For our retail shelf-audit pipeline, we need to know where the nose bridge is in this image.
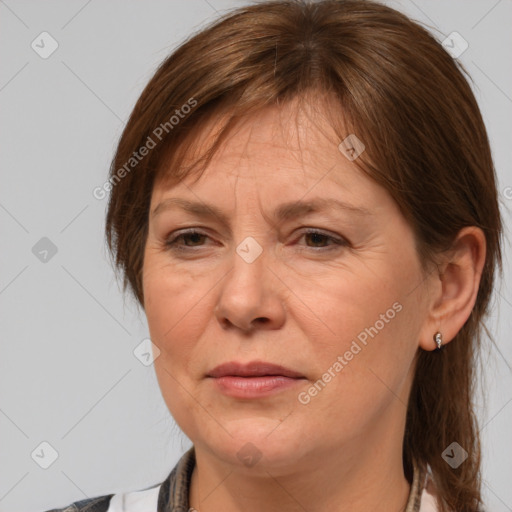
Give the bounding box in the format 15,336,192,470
214,233,285,332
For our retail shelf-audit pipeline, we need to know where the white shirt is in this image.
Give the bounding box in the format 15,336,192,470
106,484,161,512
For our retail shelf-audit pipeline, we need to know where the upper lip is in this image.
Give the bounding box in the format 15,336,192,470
207,360,305,379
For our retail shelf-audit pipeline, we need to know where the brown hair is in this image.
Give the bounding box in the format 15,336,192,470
105,1,503,510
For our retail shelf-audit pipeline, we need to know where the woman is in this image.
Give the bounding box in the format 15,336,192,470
46,0,503,511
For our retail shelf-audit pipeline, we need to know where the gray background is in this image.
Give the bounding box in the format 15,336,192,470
0,1,510,511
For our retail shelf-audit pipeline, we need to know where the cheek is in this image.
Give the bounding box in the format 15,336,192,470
143,257,206,374
301,254,423,403
152,357,207,443
299,306,418,441
143,258,214,434
143,251,214,332
296,263,404,350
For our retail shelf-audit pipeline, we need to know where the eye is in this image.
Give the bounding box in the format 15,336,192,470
164,228,349,253
295,229,348,251
165,229,211,250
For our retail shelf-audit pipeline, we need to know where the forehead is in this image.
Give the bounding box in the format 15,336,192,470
154,97,366,193
149,100,404,228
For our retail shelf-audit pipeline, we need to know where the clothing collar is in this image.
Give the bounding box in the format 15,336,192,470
406,458,428,512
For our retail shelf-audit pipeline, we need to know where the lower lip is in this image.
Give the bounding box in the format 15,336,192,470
209,376,305,398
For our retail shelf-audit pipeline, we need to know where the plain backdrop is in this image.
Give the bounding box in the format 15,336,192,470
0,1,511,511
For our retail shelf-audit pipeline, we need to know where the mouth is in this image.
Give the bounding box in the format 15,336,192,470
206,360,305,379
206,360,306,398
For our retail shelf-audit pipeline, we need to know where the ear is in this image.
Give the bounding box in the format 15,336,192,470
418,226,486,351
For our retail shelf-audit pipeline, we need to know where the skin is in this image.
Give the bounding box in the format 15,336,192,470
142,97,486,512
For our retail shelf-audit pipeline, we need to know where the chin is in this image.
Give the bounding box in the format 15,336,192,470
203,419,311,472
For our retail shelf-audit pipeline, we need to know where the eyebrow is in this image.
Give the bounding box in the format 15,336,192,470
151,197,372,225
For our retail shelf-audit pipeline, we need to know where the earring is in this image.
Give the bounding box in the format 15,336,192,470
433,332,443,350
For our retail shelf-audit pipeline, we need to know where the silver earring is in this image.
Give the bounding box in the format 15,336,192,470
433,332,443,350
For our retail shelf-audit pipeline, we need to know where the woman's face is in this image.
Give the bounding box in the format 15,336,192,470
143,101,435,473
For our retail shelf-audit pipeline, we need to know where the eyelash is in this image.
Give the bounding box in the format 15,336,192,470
164,228,348,253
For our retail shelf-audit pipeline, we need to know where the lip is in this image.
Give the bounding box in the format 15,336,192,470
206,361,306,399
206,360,304,379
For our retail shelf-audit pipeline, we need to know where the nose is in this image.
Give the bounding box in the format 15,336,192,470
214,245,286,333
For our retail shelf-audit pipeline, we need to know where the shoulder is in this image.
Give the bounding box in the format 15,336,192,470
42,484,160,512
42,447,196,512
42,493,114,512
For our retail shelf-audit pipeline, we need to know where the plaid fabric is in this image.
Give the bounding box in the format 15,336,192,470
158,446,196,512
43,445,428,511
406,459,428,512
43,494,114,512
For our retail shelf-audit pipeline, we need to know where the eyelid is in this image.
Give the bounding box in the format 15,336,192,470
295,227,348,244
165,228,212,247
164,227,349,251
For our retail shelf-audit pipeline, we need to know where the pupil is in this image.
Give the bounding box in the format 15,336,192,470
309,233,325,246
186,233,203,245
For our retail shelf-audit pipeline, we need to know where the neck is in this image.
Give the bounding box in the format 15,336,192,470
189,429,411,512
